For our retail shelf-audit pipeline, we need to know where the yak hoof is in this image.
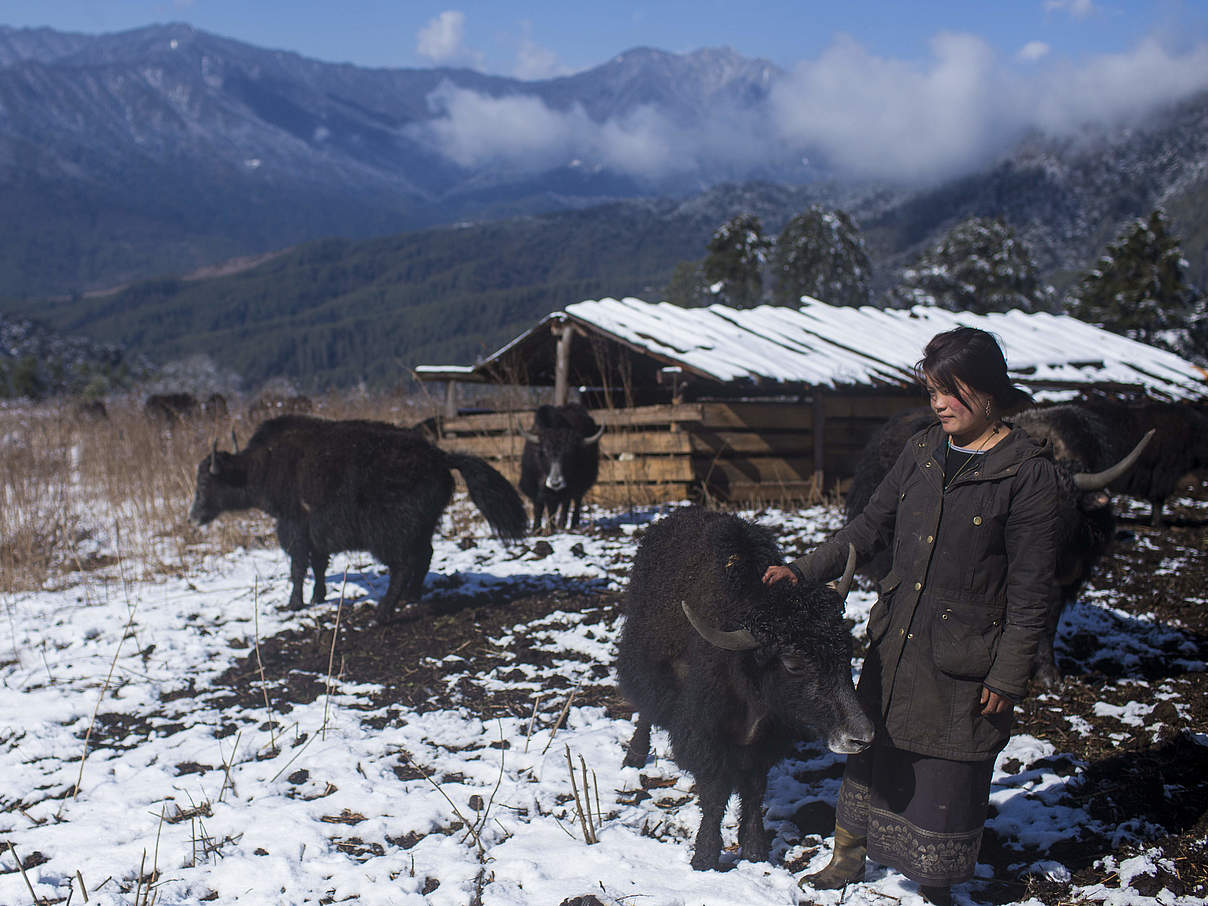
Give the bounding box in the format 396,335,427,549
288,596,307,612
622,746,647,769
690,849,720,872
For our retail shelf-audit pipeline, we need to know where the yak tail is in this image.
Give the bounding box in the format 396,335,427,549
446,452,528,542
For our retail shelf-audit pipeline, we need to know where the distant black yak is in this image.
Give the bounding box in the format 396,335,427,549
144,392,199,424
519,403,603,531
616,507,872,870
190,415,527,623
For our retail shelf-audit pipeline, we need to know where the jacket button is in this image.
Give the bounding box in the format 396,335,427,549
899,628,905,636
925,462,932,468
972,516,982,525
914,581,922,591
907,632,914,639
926,535,934,544
941,613,949,621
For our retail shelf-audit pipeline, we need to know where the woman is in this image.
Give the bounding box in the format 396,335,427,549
764,327,1057,906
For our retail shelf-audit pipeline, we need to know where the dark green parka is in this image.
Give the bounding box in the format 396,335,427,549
790,424,1058,761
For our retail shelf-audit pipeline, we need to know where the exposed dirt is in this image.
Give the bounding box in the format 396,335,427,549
124,486,1208,905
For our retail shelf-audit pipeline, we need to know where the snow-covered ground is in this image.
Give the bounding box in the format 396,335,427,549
1,499,1204,906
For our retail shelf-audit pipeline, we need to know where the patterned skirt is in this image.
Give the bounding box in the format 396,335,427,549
834,744,995,886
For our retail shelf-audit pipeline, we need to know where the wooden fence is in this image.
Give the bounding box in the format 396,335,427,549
434,394,923,506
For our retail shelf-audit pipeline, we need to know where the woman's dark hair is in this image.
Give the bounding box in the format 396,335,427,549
914,327,1032,414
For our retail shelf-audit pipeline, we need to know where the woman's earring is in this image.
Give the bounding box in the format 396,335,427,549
984,400,992,418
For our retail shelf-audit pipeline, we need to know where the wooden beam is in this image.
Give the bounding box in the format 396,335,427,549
553,322,573,406
813,390,826,485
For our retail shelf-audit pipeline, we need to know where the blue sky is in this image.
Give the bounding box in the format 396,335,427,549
2,1,1205,77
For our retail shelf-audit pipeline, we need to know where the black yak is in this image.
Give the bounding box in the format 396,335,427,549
144,392,198,424
844,405,1152,686
189,415,527,623
616,507,872,870
1078,397,1208,526
519,403,603,531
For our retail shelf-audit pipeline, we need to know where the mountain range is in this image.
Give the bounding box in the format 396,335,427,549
1,23,1206,390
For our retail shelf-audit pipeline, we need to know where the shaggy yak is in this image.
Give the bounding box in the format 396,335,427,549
616,507,873,870
189,415,527,622
844,405,1152,685
519,403,603,531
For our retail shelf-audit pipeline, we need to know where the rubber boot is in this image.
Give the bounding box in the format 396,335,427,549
799,826,867,890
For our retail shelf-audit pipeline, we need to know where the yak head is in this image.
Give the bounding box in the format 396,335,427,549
521,405,603,492
682,545,874,755
189,439,251,526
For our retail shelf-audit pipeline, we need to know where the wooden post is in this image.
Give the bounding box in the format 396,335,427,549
444,381,458,420
553,322,573,406
812,390,826,486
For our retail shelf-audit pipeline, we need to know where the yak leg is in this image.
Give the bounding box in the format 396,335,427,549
531,497,547,533
1031,590,1066,688
691,771,731,870
277,520,310,611
376,540,433,626
570,496,583,529
1150,497,1165,528
310,551,330,604
555,498,570,530
623,715,652,768
736,768,770,863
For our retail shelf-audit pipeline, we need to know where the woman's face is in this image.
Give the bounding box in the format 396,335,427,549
925,375,992,443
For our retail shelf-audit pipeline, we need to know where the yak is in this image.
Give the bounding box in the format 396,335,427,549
844,404,1153,685
1078,397,1208,526
189,415,527,623
616,507,873,871
519,403,603,531
144,392,199,424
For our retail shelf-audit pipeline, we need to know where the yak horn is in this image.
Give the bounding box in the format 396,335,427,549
209,438,220,474
1073,428,1155,491
580,425,605,446
681,600,760,651
826,543,857,601
521,429,541,444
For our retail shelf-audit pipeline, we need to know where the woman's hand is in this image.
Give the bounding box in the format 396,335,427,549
980,687,1013,716
762,565,798,586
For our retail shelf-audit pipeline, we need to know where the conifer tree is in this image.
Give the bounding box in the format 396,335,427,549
891,217,1055,314
1069,210,1200,355
701,213,770,309
771,206,872,307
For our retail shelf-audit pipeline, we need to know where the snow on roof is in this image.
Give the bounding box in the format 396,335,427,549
550,298,1208,400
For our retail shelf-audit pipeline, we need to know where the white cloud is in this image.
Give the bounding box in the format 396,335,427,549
407,31,1208,186
1045,0,1098,20
514,34,566,80
1017,41,1051,62
416,10,482,68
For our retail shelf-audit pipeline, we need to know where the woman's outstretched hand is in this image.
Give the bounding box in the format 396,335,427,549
762,565,798,586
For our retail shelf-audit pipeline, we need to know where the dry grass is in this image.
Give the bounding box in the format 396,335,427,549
0,392,440,595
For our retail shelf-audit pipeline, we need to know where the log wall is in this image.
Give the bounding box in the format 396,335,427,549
435,395,923,506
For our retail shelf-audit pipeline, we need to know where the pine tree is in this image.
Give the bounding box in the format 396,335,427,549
664,260,711,308
701,214,770,309
891,217,1056,314
771,206,872,307
1069,210,1200,354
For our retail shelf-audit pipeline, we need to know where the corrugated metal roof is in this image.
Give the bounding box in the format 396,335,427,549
424,297,1208,401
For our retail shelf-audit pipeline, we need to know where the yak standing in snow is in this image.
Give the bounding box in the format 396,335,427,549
519,403,603,531
616,507,873,870
189,415,527,623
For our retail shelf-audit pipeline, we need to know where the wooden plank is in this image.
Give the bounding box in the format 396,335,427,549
586,483,694,506
823,394,925,419
599,457,696,483
692,455,818,487
698,402,814,431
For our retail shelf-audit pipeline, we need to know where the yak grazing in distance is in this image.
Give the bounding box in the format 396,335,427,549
617,507,873,871
519,403,603,531
844,404,1153,686
189,415,527,623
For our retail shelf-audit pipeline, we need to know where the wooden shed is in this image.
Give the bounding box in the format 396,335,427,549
417,298,1208,505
